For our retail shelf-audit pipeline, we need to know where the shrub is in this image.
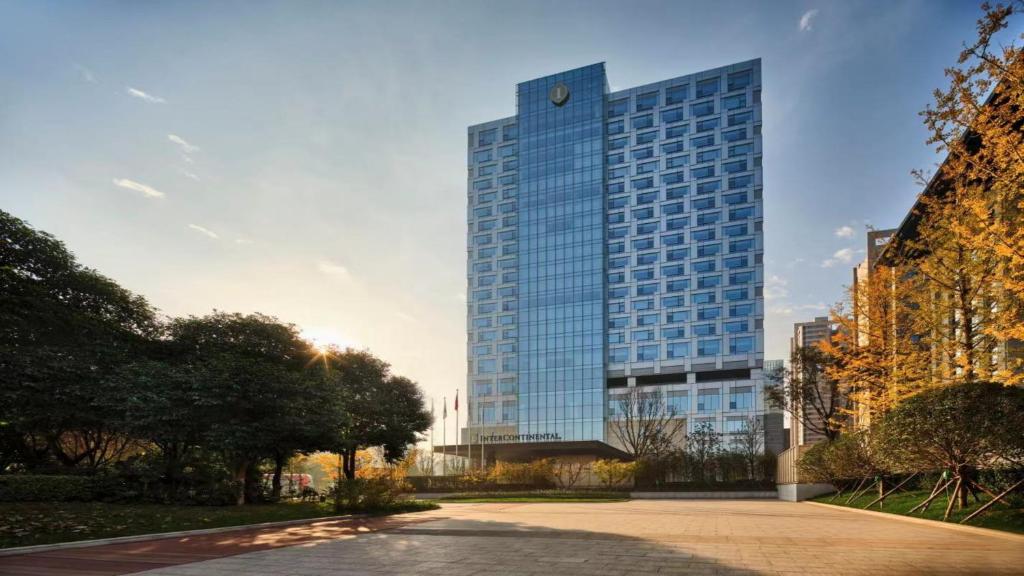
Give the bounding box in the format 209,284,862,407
592,459,636,488
331,477,405,512
0,475,98,502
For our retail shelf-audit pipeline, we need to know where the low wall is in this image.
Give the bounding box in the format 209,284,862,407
777,483,834,502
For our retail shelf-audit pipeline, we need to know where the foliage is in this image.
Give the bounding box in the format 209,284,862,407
0,209,157,472
591,459,637,489
0,210,432,508
797,431,886,485
489,459,556,486
0,475,99,502
917,0,1024,375
552,460,588,489
873,382,1024,475
684,422,721,482
822,266,932,423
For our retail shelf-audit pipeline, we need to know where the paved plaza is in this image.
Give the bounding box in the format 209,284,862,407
119,500,1023,576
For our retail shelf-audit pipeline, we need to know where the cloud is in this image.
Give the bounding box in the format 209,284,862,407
799,9,819,31
764,274,789,301
234,237,254,245
187,224,219,239
73,64,96,83
834,225,855,239
180,169,200,181
822,247,855,267
769,302,829,316
318,259,355,283
112,178,165,199
168,134,199,154
126,87,165,103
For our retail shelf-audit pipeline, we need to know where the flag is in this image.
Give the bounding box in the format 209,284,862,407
455,389,459,412
443,397,447,420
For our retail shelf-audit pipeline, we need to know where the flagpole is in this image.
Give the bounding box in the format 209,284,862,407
442,396,447,477
429,398,435,476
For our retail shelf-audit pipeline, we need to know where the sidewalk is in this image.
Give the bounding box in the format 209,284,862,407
0,513,437,576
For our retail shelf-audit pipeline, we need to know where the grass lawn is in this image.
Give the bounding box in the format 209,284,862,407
0,499,438,549
811,488,1024,535
430,490,629,503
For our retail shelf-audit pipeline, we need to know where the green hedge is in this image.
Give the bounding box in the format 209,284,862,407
0,475,101,502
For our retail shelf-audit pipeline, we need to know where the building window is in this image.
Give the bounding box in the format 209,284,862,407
607,120,625,135
609,347,629,363
691,101,715,117
728,70,752,91
663,326,686,339
477,359,497,374
501,401,517,421
636,131,658,145
723,94,747,110
632,329,655,341
661,107,685,124
478,401,496,424
632,114,654,130
724,320,749,333
633,147,654,160
730,336,755,354
725,417,748,434
637,344,660,361
499,378,516,395
636,92,659,111
697,388,721,411
608,99,628,117
696,77,719,98
666,85,687,105
698,339,721,357
502,124,517,141
667,391,689,414
478,129,497,147
729,386,754,410
474,380,494,396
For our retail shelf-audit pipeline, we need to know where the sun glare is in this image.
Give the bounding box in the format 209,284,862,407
301,327,355,355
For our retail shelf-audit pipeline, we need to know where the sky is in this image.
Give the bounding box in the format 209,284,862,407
0,0,1012,435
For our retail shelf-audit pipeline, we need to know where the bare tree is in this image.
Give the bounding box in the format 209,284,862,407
685,421,721,481
609,388,686,458
729,416,764,480
553,460,587,489
765,346,846,442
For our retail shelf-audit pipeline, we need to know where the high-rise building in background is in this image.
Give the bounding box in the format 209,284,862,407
789,317,834,448
459,60,781,463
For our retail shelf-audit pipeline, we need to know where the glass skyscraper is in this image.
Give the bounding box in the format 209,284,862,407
466,60,782,458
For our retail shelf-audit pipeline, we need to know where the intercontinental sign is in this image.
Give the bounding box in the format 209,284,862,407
479,433,563,443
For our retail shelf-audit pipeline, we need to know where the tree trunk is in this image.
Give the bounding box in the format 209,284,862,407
244,461,261,504
233,460,248,506
271,453,286,500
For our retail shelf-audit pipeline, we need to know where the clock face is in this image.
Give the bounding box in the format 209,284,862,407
549,82,570,106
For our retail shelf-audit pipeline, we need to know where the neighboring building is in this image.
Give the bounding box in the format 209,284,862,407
455,59,781,464
788,316,833,448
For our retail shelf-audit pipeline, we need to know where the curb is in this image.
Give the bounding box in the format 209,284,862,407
803,501,1024,542
631,491,777,500
0,513,363,557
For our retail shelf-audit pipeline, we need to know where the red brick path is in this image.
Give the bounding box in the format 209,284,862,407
0,514,438,576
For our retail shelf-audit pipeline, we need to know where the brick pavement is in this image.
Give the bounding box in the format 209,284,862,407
124,500,1024,575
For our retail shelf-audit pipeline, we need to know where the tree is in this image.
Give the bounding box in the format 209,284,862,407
608,387,685,458
0,209,157,471
553,460,587,489
822,265,932,423
729,416,764,480
166,312,321,504
912,1,1024,384
873,382,1024,517
684,422,721,482
319,348,431,480
765,346,846,442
